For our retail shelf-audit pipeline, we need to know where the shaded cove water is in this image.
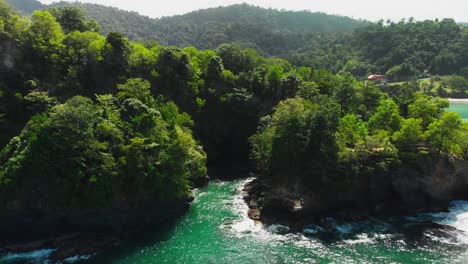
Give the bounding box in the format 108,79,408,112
3,179,468,264
448,100,468,121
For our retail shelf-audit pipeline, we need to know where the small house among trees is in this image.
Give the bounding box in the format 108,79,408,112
368,74,388,86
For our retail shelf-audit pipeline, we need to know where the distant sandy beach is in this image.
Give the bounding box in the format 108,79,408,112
448,98,468,103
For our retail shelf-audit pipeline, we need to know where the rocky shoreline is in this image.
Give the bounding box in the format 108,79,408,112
2,233,120,262
0,174,214,261
0,198,192,261
243,178,453,232
242,179,370,231
243,153,468,231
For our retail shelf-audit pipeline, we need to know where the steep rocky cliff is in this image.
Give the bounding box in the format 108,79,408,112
244,153,468,228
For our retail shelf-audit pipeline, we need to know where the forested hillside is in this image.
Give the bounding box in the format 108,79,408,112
7,0,369,55
49,1,158,41
4,0,43,14
6,0,467,82
290,19,468,78
149,4,367,49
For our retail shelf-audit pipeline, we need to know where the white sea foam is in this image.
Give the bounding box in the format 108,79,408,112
63,254,93,263
0,249,55,263
422,201,468,231
227,178,318,248
411,200,468,245
226,178,468,260
227,178,265,236
344,233,376,245
267,224,290,234
0,249,93,264
334,222,355,234
443,201,468,232
303,224,325,235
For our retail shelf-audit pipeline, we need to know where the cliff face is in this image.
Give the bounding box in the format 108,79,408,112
244,153,468,228
391,154,468,210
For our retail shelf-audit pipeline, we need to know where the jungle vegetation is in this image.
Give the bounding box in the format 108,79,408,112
0,1,467,214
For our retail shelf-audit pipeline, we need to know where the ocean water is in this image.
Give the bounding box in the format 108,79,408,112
448,101,468,121
2,179,468,264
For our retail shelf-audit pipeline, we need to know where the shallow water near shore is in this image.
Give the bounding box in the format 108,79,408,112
448,100,468,121
2,179,468,264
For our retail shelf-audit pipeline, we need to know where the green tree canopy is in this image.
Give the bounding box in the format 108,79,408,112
48,6,99,33
425,111,464,156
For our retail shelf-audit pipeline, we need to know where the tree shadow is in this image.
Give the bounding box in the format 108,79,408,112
81,216,183,264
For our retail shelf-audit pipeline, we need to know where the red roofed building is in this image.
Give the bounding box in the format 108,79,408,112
367,74,388,86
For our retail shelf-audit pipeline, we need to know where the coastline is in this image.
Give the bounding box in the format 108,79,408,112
0,199,192,261
448,98,468,103
243,154,468,230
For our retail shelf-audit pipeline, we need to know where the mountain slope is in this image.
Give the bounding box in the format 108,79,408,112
6,0,369,55
49,1,158,41
5,0,43,14
156,4,366,34
146,4,369,53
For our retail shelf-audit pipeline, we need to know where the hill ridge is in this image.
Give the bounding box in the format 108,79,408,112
6,0,369,51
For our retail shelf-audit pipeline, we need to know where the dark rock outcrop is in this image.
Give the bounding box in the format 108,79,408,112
244,153,468,229
0,199,191,260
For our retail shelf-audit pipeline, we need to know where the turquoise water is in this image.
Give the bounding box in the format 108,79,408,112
448,101,468,121
2,179,468,264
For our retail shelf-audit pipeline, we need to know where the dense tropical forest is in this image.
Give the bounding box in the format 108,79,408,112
5,0,369,52
6,0,468,84
1,0,468,259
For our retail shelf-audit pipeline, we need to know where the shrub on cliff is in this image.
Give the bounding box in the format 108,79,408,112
250,97,341,188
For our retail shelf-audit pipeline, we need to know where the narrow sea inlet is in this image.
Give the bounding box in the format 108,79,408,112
2,179,468,264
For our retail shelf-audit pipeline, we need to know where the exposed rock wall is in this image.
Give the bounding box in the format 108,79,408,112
244,153,468,228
